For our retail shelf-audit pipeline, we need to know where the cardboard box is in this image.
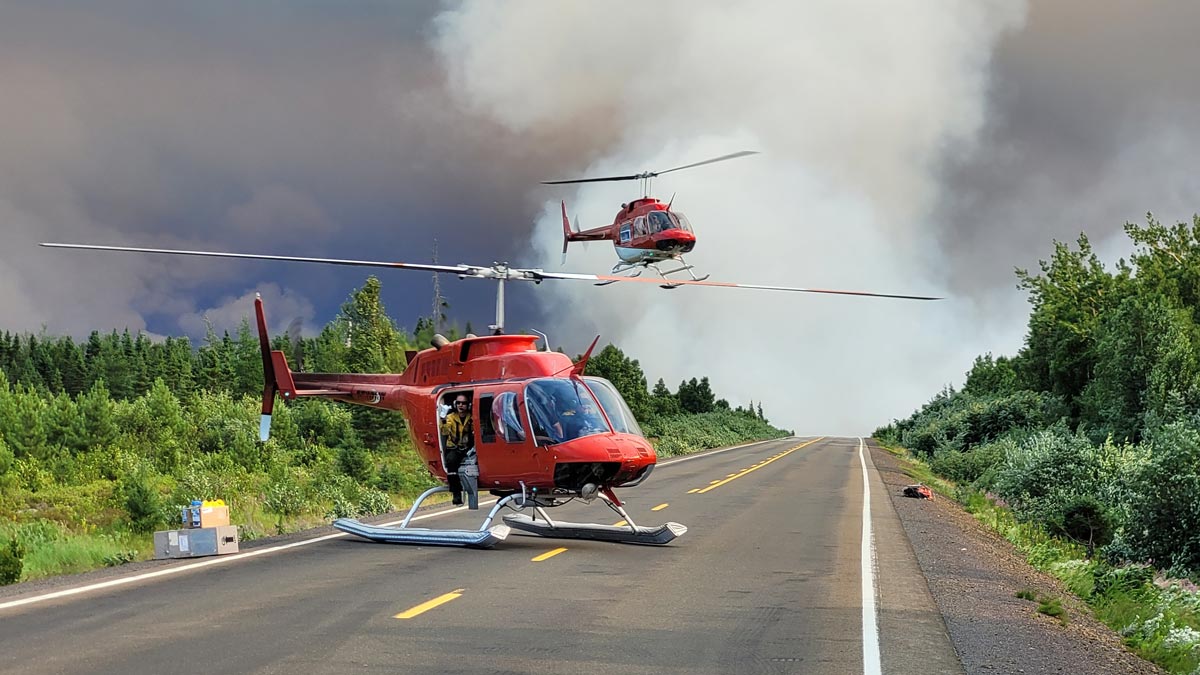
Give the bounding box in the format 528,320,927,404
180,505,230,529
153,525,239,559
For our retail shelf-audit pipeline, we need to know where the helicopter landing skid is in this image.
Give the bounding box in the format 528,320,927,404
333,486,516,549
503,513,686,545
650,260,709,289
502,495,687,546
595,267,642,286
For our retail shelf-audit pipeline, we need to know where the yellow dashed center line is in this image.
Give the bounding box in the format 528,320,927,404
395,588,465,619
613,520,627,527
687,488,700,494
651,503,669,511
531,547,568,562
695,437,824,494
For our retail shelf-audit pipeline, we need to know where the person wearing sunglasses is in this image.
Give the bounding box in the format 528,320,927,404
441,395,474,506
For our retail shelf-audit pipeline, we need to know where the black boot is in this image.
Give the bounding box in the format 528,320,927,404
447,473,463,505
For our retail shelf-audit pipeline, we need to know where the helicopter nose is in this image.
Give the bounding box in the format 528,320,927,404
654,230,696,252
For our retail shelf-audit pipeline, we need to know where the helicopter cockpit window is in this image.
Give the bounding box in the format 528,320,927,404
491,391,525,443
525,378,610,445
619,223,632,244
670,211,693,233
648,210,676,233
583,376,644,437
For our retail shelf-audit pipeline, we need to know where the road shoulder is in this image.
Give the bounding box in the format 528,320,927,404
869,441,1163,675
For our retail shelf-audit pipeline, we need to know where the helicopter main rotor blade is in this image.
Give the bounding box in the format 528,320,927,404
534,270,942,300
655,150,759,176
39,243,475,275
540,150,759,185
540,174,644,185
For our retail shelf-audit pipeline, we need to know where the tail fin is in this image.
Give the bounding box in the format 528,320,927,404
561,200,574,264
571,335,601,377
255,294,298,441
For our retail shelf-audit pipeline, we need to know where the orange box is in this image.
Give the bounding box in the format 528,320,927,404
182,505,230,528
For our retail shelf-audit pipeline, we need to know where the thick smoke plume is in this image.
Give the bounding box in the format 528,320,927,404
434,1,1026,433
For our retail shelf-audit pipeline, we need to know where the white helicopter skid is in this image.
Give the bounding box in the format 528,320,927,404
333,485,514,548
595,264,643,286
651,258,709,289
502,491,687,546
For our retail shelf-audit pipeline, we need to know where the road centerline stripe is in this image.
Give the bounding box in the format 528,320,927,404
395,588,465,619
531,548,568,562
696,437,823,494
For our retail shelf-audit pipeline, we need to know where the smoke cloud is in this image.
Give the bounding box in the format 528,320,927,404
433,1,1026,433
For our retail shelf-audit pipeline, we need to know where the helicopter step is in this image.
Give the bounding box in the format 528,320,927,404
502,513,686,545
333,518,509,548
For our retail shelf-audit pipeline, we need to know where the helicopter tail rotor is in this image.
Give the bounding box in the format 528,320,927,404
561,200,572,264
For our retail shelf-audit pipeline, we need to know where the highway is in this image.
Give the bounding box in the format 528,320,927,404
0,437,960,674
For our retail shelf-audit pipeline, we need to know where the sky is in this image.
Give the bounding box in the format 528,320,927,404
2,1,1198,435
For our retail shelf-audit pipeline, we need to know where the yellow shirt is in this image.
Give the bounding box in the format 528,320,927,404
441,411,473,451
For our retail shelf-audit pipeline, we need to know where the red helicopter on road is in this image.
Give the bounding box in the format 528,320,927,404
546,150,757,286
40,242,940,548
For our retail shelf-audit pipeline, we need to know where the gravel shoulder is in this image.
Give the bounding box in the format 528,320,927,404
869,440,1163,675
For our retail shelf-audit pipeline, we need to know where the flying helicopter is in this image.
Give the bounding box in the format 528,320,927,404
545,150,757,285
39,242,941,548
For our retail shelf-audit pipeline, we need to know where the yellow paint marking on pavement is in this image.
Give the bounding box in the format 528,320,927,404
687,488,700,494
532,547,568,562
696,437,824,494
395,589,465,619
613,520,627,527
726,473,737,477
709,480,721,484
651,503,669,511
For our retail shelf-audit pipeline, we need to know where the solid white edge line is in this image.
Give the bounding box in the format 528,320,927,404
859,436,882,675
0,435,798,612
0,499,493,612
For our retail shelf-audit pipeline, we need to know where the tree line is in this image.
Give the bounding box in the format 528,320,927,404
877,214,1200,576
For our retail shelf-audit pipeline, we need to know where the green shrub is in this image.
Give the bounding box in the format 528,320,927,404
1046,494,1115,557
121,472,163,533
337,445,373,483
0,537,25,585
931,442,1006,486
1123,422,1200,571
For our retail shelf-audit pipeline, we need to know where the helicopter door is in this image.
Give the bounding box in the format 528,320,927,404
479,390,527,488
633,216,648,238
619,223,632,244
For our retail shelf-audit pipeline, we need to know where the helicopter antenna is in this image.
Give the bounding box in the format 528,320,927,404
528,328,551,352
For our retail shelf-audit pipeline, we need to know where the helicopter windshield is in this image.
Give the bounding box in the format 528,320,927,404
648,210,692,234
671,211,693,233
583,376,644,437
648,210,676,233
525,378,611,445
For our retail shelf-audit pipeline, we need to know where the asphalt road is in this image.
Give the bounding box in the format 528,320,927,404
0,437,962,674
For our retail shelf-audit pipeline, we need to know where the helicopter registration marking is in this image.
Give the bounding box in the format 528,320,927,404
531,547,568,562
695,437,824,494
394,589,465,619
